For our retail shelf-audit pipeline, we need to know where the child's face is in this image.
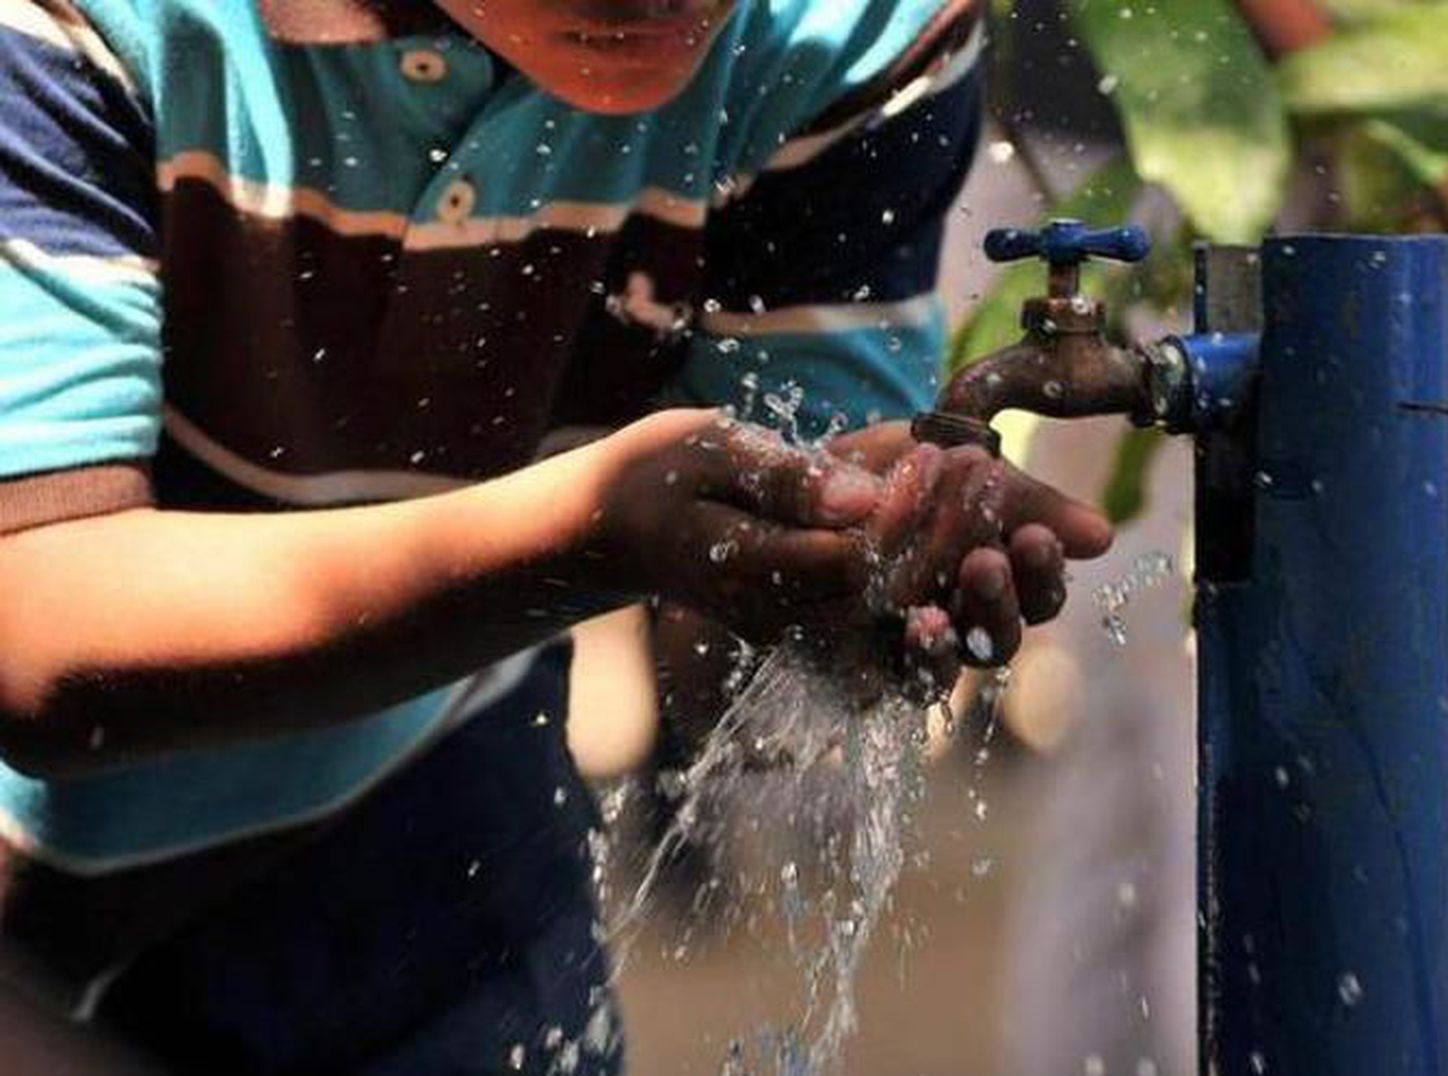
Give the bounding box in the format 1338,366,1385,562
435,0,736,114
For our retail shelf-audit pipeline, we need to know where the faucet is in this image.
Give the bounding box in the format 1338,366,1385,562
912,219,1260,452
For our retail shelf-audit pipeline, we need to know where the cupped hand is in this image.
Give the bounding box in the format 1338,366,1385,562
830,421,1113,672
586,411,1112,670
585,409,885,640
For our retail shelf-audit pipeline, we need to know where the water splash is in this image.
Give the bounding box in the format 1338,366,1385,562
1091,551,1175,646
608,635,941,1075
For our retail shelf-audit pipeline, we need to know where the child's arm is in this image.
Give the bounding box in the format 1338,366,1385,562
0,410,884,776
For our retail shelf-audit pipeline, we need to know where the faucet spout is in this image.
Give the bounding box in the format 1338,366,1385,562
938,334,1154,424
912,219,1162,453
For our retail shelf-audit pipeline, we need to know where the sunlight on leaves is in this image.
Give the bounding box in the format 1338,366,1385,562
1072,0,1290,242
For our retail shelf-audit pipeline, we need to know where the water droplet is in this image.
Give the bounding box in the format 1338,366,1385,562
1338,971,1363,1007
709,540,738,564
1092,552,1174,647
987,140,1016,165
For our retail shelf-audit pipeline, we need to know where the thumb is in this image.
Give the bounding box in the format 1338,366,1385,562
1002,466,1114,559
701,422,884,528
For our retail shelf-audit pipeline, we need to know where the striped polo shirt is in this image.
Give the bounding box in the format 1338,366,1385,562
0,0,982,987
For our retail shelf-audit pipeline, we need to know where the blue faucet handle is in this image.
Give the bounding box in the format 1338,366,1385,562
984,218,1151,267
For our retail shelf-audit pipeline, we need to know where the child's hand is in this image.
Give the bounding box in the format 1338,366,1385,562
585,410,1111,665
831,422,1113,670
584,409,885,639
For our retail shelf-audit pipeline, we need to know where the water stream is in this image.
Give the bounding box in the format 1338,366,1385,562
601,550,1175,1073
604,636,941,1075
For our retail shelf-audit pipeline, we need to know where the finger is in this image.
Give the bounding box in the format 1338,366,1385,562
696,421,883,528
902,605,963,700
1010,524,1067,626
866,443,944,566
999,466,1114,559
951,547,1022,667
886,446,1000,610
824,420,915,472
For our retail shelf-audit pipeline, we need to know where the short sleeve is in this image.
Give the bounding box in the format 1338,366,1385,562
667,0,984,440
0,0,161,533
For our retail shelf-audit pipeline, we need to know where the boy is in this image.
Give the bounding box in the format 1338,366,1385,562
0,0,1110,1070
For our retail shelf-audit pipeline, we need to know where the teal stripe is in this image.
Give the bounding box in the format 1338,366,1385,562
0,261,160,477
667,302,946,439
76,0,953,216
0,687,456,865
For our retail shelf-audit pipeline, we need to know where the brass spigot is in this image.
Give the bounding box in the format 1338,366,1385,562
913,219,1170,449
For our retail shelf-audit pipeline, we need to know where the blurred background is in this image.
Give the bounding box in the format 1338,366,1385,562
564,2,1448,1073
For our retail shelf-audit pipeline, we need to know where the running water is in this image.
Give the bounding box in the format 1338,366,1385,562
597,398,1014,1074
605,633,974,1075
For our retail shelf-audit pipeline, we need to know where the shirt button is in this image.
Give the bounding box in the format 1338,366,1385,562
437,178,476,223
400,49,447,83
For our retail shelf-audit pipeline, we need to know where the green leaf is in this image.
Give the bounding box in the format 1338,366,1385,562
1334,115,1448,231
1100,426,1167,524
1279,9,1448,117
1318,0,1448,23
1073,0,1291,242
948,157,1143,373
1361,114,1448,187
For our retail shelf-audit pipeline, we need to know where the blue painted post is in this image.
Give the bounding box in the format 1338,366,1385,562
1196,235,1448,1075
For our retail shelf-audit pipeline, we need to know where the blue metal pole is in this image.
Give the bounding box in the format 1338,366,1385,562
1197,235,1448,1075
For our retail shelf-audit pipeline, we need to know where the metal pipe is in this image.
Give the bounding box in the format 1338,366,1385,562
936,337,1155,424
1196,234,1448,1076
